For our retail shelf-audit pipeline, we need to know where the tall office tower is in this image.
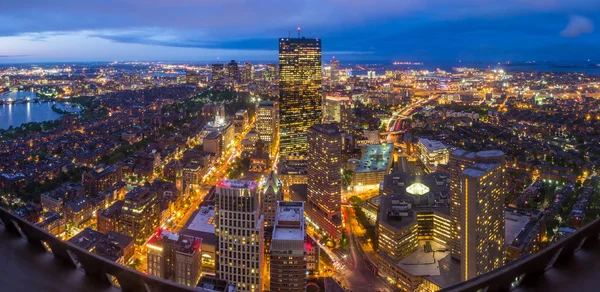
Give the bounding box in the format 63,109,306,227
211,64,226,83
119,185,160,246
306,124,342,240
243,62,254,83
227,60,240,83
270,201,307,292
265,64,277,82
278,37,322,159
216,180,264,292
459,158,506,281
449,150,506,260
261,171,283,229
330,58,339,85
323,95,352,132
257,100,276,149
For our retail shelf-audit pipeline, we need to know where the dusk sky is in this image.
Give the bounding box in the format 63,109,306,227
1,0,599,63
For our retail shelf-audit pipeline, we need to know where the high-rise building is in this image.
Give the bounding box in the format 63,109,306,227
118,185,160,246
416,138,450,173
242,62,254,83
459,161,506,281
216,180,264,292
278,37,322,158
261,171,283,229
323,95,352,132
270,201,306,292
265,64,276,82
212,64,226,83
306,124,342,241
449,150,506,261
330,58,339,85
147,230,203,287
257,100,276,148
228,60,240,83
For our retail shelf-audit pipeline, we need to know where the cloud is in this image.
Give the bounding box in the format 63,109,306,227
560,15,594,37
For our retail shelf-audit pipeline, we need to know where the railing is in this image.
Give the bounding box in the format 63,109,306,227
442,218,600,292
0,206,196,292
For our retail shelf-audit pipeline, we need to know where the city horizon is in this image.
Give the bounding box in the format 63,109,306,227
1,1,600,63
1,2,600,292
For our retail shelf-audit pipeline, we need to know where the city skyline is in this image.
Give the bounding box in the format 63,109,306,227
1,1,600,62
1,3,600,291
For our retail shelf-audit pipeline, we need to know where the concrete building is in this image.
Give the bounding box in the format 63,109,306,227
97,200,123,234
330,58,339,85
211,64,226,83
119,185,160,246
234,109,249,133
306,124,342,241
352,143,394,187
180,205,218,275
216,180,264,292
204,120,235,151
270,202,306,292
261,171,283,230
457,152,506,281
417,138,450,173
323,96,352,132
505,208,544,263
203,131,222,157
377,171,458,291
257,100,276,150
449,149,506,261
182,163,205,185
82,165,122,196
147,230,203,287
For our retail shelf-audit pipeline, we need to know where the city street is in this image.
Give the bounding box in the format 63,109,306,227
341,206,394,292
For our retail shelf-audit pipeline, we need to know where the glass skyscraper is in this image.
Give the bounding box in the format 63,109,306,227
278,37,322,159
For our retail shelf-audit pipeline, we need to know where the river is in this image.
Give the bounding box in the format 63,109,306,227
0,91,81,129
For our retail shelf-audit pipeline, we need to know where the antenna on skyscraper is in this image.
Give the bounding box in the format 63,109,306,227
288,31,290,38
297,27,301,38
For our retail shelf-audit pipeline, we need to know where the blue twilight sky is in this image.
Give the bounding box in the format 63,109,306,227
0,0,599,63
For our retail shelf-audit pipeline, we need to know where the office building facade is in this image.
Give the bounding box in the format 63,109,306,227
449,150,506,281
306,124,342,241
216,180,264,292
270,202,306,292
278,37,322,158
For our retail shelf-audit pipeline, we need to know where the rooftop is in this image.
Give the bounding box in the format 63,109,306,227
462,163,500,178
186,206,215,234
216,179,258,190
258,100,274,107
418,138,448,152
68,228,103,251
505,210,532,245
382,171,450,202
355,143,394,173
273,201,305,241
309,123,340,135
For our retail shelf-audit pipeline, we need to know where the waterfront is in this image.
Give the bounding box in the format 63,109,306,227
0,91,81,129
0,90,38,101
